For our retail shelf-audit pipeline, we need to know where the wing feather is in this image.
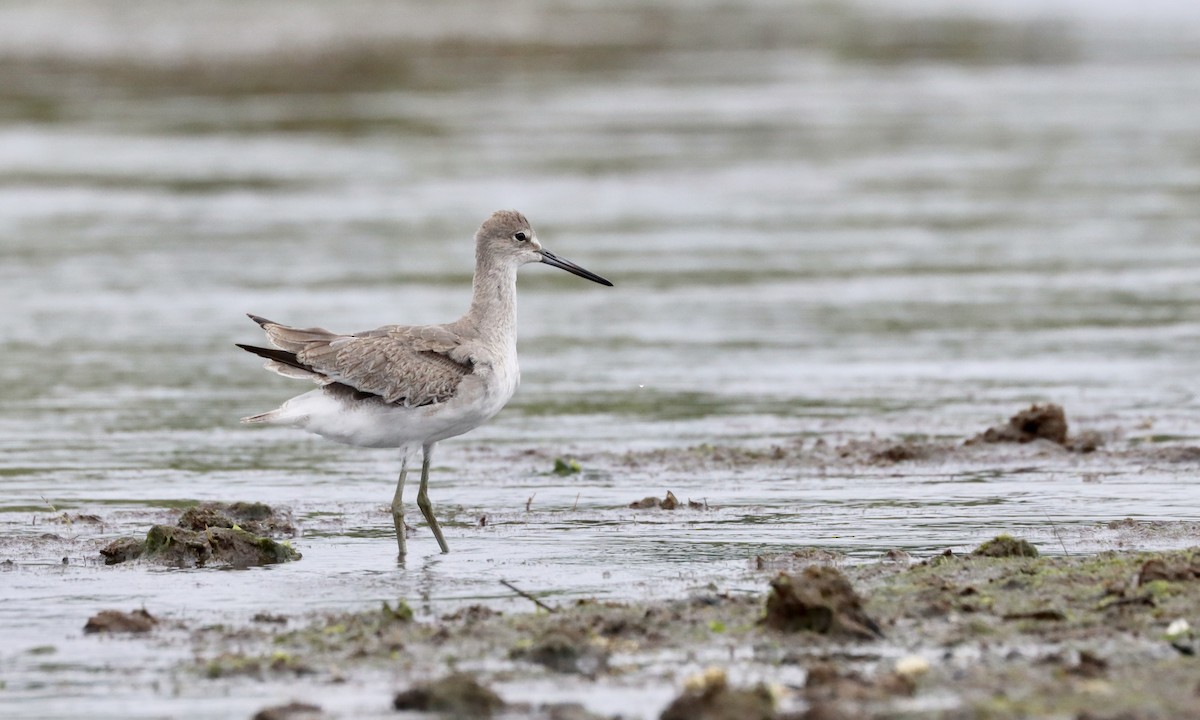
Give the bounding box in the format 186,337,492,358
245,315,472,406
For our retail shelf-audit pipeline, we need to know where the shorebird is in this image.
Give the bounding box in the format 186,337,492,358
237,210,612,556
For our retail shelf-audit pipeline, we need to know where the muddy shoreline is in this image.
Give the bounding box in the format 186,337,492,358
5,407,1199,719
156,540,1200,719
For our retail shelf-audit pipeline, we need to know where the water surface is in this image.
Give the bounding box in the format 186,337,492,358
2,1,1199,717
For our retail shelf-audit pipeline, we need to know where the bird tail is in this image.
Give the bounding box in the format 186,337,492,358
240,410,281,424
236,343,329,383
247,314,340,354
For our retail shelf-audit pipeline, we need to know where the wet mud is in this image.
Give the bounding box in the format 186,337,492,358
169,541,1200,719
99,501,299,568
531,402,1189,474
5,406,1199,718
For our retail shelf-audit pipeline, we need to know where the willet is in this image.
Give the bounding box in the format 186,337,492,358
237,210,612,556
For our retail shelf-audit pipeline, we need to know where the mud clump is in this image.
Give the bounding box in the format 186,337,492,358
659,668,774,720
630,490,680,509
393,672,505,718
511,628,609,675
147,524,298,568
178,501,295,536
972,403,1067,444
1138,556,1200,583
968,402,1102,452
84,608,157,634
762,566,882,639
99,501,300,568
98,537,146,564
973,534,1039,558
251,702,323,720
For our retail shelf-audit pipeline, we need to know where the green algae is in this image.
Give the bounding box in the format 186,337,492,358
101,501,300,568
974,534,1040,558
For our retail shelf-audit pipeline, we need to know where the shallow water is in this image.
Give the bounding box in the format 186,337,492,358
2,1,1200,717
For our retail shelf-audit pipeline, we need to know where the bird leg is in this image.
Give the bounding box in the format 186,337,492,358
391,452,409,557
416,443,450,554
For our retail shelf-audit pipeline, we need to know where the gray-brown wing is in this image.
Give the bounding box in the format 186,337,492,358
249,315,472,405
300,334,472,406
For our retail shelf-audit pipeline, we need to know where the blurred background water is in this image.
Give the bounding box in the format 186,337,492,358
2,1,1200,717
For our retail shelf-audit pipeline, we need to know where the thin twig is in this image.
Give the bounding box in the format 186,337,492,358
572,492,579,512
41,495,69,530
500,579,556,614
525,493,535,512
1044,511,1069,556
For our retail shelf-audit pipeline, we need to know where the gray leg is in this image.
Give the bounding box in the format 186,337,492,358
391,451,409,557
416,442,449,554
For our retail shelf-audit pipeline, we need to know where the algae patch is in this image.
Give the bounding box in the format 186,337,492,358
552,457,582,475
973,534,1039,558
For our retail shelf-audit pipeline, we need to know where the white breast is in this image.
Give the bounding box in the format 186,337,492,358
277,348,519,449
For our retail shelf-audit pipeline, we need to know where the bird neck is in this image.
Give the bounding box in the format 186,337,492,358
466,257,519,347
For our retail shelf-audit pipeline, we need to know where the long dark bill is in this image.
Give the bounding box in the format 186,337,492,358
540,249,614,287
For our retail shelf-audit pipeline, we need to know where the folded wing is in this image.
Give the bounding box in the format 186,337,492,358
240,314,472,407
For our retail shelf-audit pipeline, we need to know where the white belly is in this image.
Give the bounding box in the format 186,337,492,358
267,356,519,449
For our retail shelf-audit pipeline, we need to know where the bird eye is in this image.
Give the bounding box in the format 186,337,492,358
514,231,529,242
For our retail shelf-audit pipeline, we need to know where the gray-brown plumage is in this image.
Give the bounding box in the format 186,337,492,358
238,316,472,407
237,210,612,558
